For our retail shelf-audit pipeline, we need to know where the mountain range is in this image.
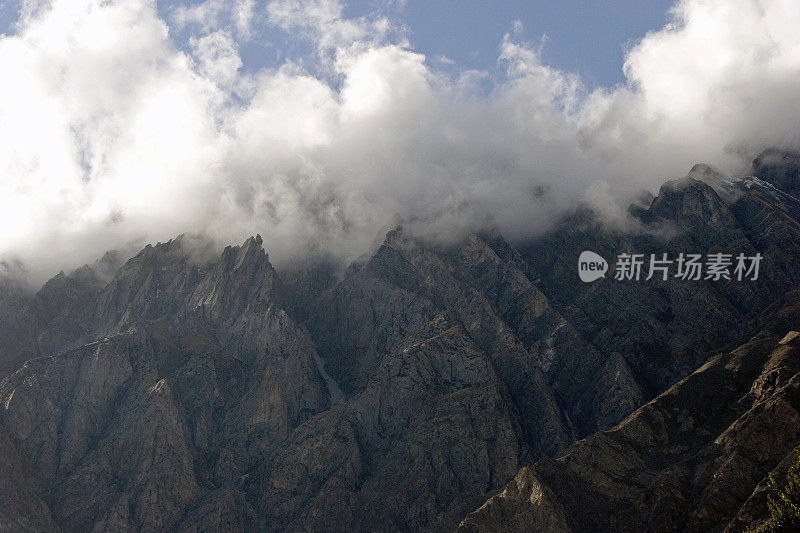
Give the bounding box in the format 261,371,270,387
1,149,800,531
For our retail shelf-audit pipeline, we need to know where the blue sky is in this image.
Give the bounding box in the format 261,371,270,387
156,0,675,88
343,0,675,87
0,1,673,88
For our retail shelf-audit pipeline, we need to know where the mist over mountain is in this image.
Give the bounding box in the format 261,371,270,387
4,1,800,531
1,149,800,531
3,0,800,284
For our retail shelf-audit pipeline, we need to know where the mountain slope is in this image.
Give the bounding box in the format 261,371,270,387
458,291,800,532
458,148,800,532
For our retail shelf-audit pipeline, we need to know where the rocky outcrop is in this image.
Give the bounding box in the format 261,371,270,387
0,276,37,379
0,423,56,531
0,236,330,531
458,292,800,532
242,317,526,531
753,148,800,199
519,174,798,396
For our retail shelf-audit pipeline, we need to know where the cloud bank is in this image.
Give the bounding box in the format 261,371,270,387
1,0,800,284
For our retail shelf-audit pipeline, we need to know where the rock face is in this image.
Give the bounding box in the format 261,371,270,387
0,276,37,379
456,151,800,532
1,150,800,531
458,292,800,532
753,149,800,199
0,236,332,531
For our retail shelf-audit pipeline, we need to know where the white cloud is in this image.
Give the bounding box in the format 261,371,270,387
266,0,396,59
189,30,242,89
172,0,225,33
1,0,800,284
233,0,255,37
172,0,257,37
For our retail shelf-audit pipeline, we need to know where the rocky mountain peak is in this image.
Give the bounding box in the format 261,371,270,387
753,148,800,197
650,176,728,219
189,235,276,325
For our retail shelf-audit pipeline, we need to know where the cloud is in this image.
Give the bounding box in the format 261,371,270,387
189,30,242,89
266,0,395,58
1,0,800,285
172,0,255,37
580,0,800,168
